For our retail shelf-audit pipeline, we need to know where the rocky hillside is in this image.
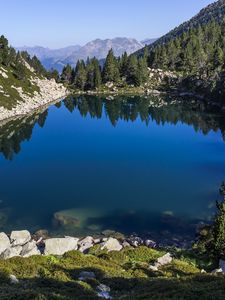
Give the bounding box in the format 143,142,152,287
0,35,68,121
136,0,225,102
18,38,144,72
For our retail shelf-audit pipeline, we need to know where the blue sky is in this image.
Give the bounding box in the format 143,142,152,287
1,0,215,48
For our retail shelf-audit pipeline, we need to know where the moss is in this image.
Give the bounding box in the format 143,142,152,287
0,248,224,299
123,246,165,263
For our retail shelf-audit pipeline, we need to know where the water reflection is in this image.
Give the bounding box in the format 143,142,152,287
0,95,224,160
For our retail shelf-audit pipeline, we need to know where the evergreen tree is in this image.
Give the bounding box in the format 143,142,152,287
120,52,128,78
103,49,120,83
126,55,139,85
74,60,87,90
61,64,72,83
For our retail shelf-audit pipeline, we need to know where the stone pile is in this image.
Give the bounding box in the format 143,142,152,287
0,230,158,260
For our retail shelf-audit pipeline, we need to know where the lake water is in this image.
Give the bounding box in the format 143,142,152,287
0,95,224,241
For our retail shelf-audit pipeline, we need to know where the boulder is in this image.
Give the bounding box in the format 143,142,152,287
101,238,122,252
78,236,94,253
10,230,31,246
156,253,172,266
79,271,96,281
0,232,10,254
97,284,110,292
9,274,19,284
145,239,156,248
219,259,225,274
1,246,22,259
44,237,79,255
21,240,41,257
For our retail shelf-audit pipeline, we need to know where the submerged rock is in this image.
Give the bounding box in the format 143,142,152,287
53,208,104,232
101,237,122,252
44,237,79,255
10,230,31,246
0,232,10,254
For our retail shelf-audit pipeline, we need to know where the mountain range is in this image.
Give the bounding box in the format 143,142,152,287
16,37,156,72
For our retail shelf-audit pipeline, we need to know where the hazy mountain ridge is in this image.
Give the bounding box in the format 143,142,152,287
17,37,147,72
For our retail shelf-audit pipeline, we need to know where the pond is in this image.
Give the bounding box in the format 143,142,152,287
0,95,224,242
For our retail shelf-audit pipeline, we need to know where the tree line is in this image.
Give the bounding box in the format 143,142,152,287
147,19,225,100
60,48,149,90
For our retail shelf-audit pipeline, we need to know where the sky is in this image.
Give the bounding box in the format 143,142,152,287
0,0,215,48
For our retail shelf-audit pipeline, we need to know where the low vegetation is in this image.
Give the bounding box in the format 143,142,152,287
0,246,224,299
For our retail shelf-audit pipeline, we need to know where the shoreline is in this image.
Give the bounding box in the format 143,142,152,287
0,93,69,126
0,77,69,123
0,229,174,259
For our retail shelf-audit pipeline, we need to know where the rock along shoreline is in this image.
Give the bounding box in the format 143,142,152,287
0,78,69,123
0,229,158,260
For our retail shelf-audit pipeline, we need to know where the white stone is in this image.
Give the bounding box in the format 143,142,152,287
44,237,79,255
21,240,41,257
101,238,122,252
149,265,159,271
78,236,94,252
219,260,225,274
0,232,10,254
9,274,19,284
10,230,31,246
156,253,172,266
1,246,22,259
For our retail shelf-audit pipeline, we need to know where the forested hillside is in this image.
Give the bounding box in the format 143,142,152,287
138,0,225,55
147,19,225,101
135,0,225,102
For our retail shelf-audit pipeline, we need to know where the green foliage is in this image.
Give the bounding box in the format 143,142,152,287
0,246,224,299
213,183,225,256
103,48,120,83
145,18,225,101
74,60,87,90
194,183,225,259
63,48,149,91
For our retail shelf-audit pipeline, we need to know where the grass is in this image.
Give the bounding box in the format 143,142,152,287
0,246,224,299
0,64,40,110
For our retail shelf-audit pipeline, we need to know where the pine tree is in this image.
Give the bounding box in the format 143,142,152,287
74,60,87,90
61,64,72,83
137,57,148,86
120,52,128,78
126,55,139,85
93,58,102,88
103,49,120,83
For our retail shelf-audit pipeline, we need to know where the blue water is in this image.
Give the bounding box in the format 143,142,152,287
0,95,224,237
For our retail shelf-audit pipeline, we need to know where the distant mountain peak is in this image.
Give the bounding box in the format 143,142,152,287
17,37,145,72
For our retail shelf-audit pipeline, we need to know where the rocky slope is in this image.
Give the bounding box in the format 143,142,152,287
0,36,68,122
0,74,68,122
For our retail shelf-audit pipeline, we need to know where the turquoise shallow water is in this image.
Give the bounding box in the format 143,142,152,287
0,95,224,237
